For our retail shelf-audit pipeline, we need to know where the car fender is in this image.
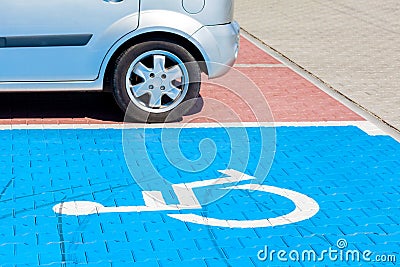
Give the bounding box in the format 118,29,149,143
97,10,214,84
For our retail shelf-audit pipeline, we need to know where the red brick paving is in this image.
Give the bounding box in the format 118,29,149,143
0,36,363,125
182,66,363,123
236,37,281,65
183,83,260,123
235,67,364,122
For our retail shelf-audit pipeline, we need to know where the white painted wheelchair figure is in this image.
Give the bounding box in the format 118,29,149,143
53,170,319,228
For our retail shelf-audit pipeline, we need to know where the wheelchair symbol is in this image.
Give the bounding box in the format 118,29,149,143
53,170,319,228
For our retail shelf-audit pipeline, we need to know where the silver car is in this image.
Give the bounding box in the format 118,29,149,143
0,0,240,122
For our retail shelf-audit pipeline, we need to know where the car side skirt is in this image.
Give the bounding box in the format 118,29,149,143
0,80,102,92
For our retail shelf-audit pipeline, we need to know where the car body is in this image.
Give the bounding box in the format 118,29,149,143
0,0,240,122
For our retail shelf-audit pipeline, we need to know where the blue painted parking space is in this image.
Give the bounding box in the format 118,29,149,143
0,126,399,266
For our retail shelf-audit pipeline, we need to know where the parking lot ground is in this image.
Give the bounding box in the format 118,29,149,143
0,35,399,266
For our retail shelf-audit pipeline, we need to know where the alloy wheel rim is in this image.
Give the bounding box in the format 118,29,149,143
125,50,190,114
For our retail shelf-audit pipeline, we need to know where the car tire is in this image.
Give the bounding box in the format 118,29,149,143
112,41,201,123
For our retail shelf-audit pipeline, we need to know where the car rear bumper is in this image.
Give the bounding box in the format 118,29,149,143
192,21,240,79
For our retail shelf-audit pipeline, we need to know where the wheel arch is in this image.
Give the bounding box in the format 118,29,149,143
103,31,207,92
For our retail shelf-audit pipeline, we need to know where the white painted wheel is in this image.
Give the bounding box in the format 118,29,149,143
168,184,319,228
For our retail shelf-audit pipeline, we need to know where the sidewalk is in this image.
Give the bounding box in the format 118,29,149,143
235,0,400,131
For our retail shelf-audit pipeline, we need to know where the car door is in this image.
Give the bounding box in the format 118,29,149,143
0,0,139,82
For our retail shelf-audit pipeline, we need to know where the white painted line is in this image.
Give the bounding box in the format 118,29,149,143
142,191,167,208
177,169,256,189
234,64,286,68
53,201,104,216
354,121,388,136
52,200,194,215
273,121,387,136
0,125,12,130
171,185,201,208
1,121,387,136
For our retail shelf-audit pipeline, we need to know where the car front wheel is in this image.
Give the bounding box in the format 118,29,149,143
112,41,201,123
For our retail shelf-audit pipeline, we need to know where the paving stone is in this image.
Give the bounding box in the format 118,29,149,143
0,124,399,266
